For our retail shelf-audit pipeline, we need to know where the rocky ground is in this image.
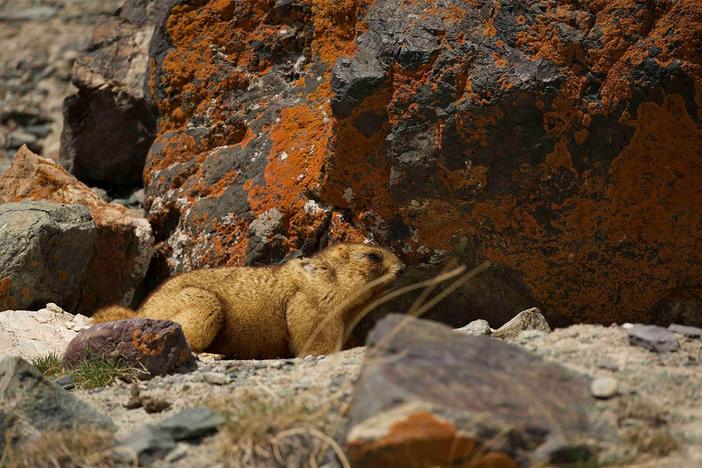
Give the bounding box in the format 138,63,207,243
0,0,122,169
2,306,701,467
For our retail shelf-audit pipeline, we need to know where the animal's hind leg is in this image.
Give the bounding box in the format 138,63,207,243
162,287,224,352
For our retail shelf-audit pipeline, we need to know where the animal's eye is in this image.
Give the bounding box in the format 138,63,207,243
367,252,382,262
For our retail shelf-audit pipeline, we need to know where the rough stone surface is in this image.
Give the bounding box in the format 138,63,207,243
0,146,153,313
454,318,492,336
0,201,95,311
62,318,195,377
0,356,114,453
59,0,162,189
115,423,176,464
669,323,702,338
492,307,551,340
0,305,91,359
0,0,123,165
140,0,702,330
626,324,680,353
346,314,602,467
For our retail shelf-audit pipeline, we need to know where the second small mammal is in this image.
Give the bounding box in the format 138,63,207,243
93,243,404,359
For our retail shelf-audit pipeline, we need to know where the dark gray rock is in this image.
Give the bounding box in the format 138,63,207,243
0,201,96,311
156,407,226,441
62,318,195,377
53,375,76,391
625,324,680,353
59,1,160,189
668,324,702,339
346,315,605,467
116,424,175,464
0,356,113,453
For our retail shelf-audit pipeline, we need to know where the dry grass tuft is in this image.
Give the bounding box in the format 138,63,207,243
210,390,349,468
1,428,115,468
30,352,144,390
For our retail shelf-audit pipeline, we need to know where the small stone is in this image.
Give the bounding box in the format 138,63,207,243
625,324,679,353
45,303,65,314
202,371,228,385
142,397,172,414
164,443,189,463
454,319,492,336
492,307,551,340
590,377,619,399
62,318,195,377
668,324,702,339
53,375,76,391
156,407,226,441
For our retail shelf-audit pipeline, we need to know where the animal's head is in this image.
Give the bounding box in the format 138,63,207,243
304,243,405,306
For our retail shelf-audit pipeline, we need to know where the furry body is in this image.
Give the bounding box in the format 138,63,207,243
93,243,403,358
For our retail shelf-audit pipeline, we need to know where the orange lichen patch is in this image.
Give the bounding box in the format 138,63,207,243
439,162,488,193
492,53,507,68
132,329,168,356
311,0,368,66
348,411,517,468
544,139,576,174
322,84,395,221
574,128,589,144
420,93,702,324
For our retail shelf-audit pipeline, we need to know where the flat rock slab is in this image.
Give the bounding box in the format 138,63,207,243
62,318,195,377
346,314,603,467
668,324,702,339
625,324,680,352
156,407,225,441
0,356,113,453
0,305,90,359
0,201,95,311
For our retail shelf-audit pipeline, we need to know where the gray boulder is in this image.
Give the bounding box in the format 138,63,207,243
0,201,95,311
0,356,113,453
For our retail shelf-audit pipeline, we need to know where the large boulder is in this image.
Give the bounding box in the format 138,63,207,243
0,201,95,311
0,304,91,360
140,0,702,328
0,356,114,454
0,146,153,314
59,0,163,190
346,315,610,467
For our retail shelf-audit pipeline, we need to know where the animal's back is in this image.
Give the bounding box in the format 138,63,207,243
138,266,294,358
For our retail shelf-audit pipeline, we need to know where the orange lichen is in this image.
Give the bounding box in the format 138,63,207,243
348,411,517,468
132,329,167,356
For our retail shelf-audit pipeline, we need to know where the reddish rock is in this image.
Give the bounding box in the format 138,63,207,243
143,0,702,327
62,318,194,377
346,314,606,467
0,145,153,314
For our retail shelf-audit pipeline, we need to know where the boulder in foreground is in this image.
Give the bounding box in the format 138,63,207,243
346,314,605,467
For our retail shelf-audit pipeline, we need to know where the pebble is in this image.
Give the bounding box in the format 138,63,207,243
202,372,228,385
590,377,619,399
156,407,226,441
455,319,492,336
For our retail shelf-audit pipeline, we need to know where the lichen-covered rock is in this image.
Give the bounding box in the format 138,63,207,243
0,201,95,311
0,304,91,359
59,0,162,189
346,314,605,467
62,318,195,377
143,0,702,327
0,146,153,313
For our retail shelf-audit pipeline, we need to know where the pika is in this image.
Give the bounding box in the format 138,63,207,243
92,243,404,359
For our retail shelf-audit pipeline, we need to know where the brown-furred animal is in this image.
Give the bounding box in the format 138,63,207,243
92,243,404,358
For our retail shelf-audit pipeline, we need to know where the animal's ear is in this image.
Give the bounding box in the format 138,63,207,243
300,259,317,274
